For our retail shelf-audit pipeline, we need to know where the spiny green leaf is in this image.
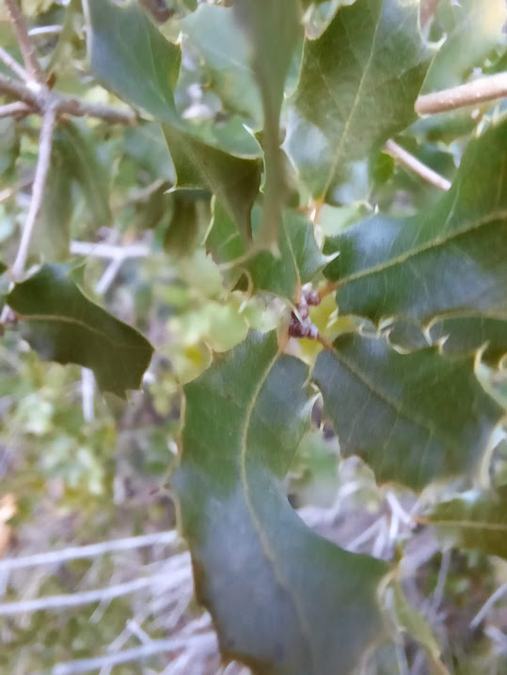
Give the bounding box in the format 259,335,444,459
175,331,388,675
325,116,507,323
285,0,430,199
428,315,507,363
84,0,260,241
427,489,507,559
314,334,503,490
234,0,302,248
207,204,328,299
6,265,153,397
162,126,260,243
423,0,507,92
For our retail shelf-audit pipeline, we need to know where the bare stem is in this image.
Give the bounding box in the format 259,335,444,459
384,140,451,192
0,73,136,125
0,101,32,119
11,105,57,280
0,46,29,81
416,73,507,115
5,0,46,83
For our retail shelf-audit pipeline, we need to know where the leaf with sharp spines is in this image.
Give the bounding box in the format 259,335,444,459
313,334,503,490
285,0,430,199
427,489,507,560
6,265,154,398
324,116,507,324
428,314,507,363
83,0,261,243
175,331,388,675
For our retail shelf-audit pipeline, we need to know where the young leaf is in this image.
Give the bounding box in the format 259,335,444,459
234,0,303,248
427,489,507,560
6,265,154,397
175,331,388,675
314,334,503,490
285,0,430,199
207,204,328,299
325,117,507,323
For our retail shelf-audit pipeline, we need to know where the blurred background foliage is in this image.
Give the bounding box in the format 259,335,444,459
0,0,506,673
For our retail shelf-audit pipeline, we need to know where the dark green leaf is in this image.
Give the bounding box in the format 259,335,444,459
234,0,302,248
285,0,430,199
84,0,261,242
7,265,154,397
314,334,503,489
427,489,507,559
429,315,507,363
175,331,388,675
325,117,507,323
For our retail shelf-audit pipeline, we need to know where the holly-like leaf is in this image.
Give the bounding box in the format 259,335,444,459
325,117,507,324
84,0,260,242
285,0,430,199
428,315,507,363
234,0,302,248
207,204,328,299
423,0,507,92
175,331,388,675
6,265,154,397
314,334,503,489
427,489,507,560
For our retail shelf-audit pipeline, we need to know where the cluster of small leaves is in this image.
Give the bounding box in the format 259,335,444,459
1,0,507,673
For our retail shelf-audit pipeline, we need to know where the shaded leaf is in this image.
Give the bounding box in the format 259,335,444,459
175,331,388,675
7,265,153,397
314,334,502,489
234,0,302,248
207,204,328,299
427,489,507,560
325,117,507,323
285,0,430,199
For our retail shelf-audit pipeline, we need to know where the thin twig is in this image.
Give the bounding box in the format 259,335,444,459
384,140,451,192
70,241,150,260
0,573,169,616
470,582,507,630
81,368,96,423
0,101,32,119
0,73,136,125
0,46,30,81
416,73,507,115
52,635,217,675
0,531,178,572
11,105,57,279
5,0,46,83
